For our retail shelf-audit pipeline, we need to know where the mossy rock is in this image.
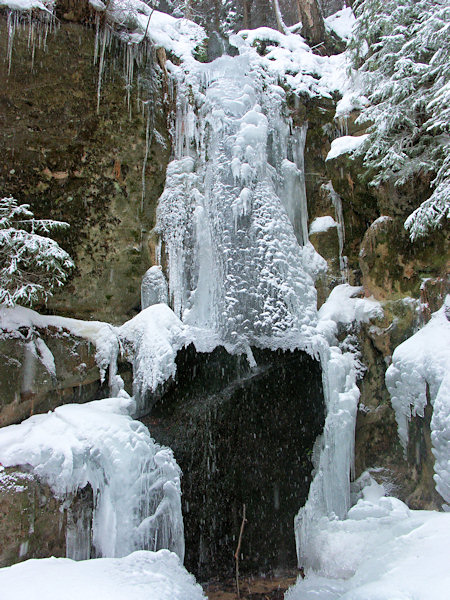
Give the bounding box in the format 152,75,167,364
0,466,94,567
359,217,449,301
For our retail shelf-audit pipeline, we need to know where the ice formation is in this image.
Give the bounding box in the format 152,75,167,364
386,299,450,506
141,266,169,310
0,396,185,561
157,39,328,353
0,550,205,600
295,286,383,569
0,303,186,414
119,303,186,413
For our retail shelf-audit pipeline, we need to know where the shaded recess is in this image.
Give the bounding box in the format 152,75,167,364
142,345,325,580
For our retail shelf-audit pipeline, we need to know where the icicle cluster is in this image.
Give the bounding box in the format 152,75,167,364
0,396,185,561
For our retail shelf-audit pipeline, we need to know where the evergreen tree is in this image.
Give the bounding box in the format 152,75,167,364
0,197,74,308
349,0,450,240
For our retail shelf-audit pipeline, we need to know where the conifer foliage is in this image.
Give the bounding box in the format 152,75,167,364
349,0,450,240
0,197,74,307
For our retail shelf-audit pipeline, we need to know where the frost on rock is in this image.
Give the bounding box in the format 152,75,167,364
386,298,450,506
0,397,185,562
157,46,327,354
0,550,205,600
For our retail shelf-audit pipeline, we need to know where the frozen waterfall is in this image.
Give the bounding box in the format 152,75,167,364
157,44,326,352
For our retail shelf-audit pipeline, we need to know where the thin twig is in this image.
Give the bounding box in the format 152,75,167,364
234,504,247,599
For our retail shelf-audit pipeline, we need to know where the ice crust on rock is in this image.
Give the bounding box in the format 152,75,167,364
0,397,185,561
386,299,450,506
295,286,383,569
0,550,205,600
0,304,186,413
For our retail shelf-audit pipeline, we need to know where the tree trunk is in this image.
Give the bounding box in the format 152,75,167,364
299,0,326,47
271,0,288,33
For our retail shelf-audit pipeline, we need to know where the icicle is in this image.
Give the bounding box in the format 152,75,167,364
326,181,348,282
96,27,108,113
141,103,153,213
6,11,17,76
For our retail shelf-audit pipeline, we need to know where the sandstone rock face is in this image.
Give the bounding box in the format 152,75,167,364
359,217,448,302
0,324,108,427
322,112,448,511
0,14,171,323
0,466,93,567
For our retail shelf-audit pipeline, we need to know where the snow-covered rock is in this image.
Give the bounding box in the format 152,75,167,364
386,298,450,506
0,397,184,561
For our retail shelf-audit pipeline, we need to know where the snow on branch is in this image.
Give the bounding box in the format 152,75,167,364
0,196,74,308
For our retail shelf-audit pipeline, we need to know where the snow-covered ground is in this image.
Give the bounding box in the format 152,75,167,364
287,486,450,600
0,550,205,600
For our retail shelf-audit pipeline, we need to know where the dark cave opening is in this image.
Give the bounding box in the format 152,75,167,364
142,344,325,581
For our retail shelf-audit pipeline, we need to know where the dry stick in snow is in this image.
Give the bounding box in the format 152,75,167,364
234,504,247,599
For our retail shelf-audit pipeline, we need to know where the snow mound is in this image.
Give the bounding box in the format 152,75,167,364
309,216,338,235
318,284,383,326
0,550,205,600
386,298,450,506
326,135,369,161
325,7,356,42
287,495,450,600
0,397,184,561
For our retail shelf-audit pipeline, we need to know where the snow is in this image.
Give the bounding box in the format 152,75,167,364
235,28,350,100
309,216,338,235
386,298,450,506
0,303,186,411
0,550,205,600
287,492,450,600
318,284,383,326
326,135,369,161
0,397,185,561
325,7,356,42
0,0,53,11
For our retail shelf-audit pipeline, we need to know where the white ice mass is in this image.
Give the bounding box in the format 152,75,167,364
0,397,185,561
386,298,450,507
